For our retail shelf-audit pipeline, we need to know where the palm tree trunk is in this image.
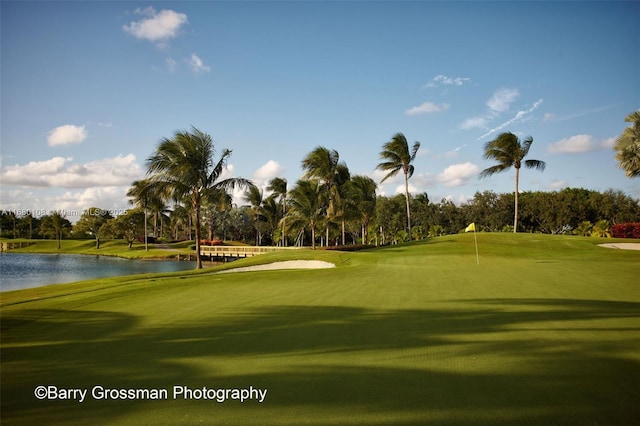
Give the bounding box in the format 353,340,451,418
514,167,520,233
193,197,202,269
404,171,412,236
144,209,148,251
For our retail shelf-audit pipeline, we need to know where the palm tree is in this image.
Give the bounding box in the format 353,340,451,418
301,147,350,245
286,179,325,249
479,132,546,233
591,219,611,238
243,185,265,245
145,127,254,268
347,175,378,244
376,133,420,236
127,179,153,251
39,210,71,249
614,111,640,178
267,177,288,246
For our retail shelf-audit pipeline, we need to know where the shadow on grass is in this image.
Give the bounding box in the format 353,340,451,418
2,299,639,425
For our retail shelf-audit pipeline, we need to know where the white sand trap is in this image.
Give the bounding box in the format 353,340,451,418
217,260,335,274
598,243,640,250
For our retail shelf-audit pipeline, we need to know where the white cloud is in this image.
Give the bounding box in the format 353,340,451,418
1,154,143,188
253,160,285,181
600,137,616,149
187,53,211,74
436,162,480,187
487,88,519,112
252,160,286,195
404,101,450,116
423,75,470,89
547,134,614,154
47,125,88,146
542,113,557,123
123,7,188,45
394,183,418,195
459,116,488,130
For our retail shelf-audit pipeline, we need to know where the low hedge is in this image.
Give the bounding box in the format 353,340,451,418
610,223,640,238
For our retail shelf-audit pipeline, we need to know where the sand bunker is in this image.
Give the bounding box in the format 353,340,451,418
598,243,640,250
217,260,335,274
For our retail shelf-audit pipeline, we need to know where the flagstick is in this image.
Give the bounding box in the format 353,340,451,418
473,229,479,265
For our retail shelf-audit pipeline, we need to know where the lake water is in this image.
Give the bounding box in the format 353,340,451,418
0,253,197,292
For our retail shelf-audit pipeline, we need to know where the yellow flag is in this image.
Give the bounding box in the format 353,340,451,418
465,223,475,233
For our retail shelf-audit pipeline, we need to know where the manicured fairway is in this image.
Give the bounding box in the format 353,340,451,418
1,234,639,425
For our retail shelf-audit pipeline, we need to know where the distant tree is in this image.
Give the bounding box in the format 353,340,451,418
376,133,420,236
301,147,350,244
286,180,325,249
145,127,254,268
102,208,146,248
347,175,378,244
261,195,280,245
614,111,640,177
375,194,406,245
17,213,37,239
127,179,154,251
39,211,72,249
479,132,546,232
244,185,265,245
74,208,113,249
267,177,288,246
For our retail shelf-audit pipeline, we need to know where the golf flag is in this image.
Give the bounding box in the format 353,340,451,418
465,222,479,265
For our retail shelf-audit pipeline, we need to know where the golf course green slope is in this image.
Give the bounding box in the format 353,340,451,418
1,234,639,425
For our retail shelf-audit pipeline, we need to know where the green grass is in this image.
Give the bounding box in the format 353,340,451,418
1,234,639,425
1,238,193,259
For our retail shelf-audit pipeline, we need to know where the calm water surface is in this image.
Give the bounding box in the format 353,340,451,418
0,253,196,292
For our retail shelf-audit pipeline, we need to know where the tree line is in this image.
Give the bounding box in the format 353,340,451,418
2,185,638,250
1,110,638,269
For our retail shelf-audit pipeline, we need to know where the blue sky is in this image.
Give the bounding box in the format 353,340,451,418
1,1,639,221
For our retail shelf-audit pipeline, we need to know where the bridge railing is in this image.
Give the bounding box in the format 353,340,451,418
199,245,302,258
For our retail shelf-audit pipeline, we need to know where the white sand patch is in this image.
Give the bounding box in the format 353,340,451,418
217,260,335,274
598,243,640,251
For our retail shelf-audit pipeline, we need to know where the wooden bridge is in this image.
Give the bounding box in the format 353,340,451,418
199,245,301,260
0,242,34,252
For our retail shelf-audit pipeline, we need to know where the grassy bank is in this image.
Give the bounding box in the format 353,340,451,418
1,234,639,425
1,239,194,259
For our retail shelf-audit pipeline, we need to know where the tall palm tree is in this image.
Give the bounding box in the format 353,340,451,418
267,177,288,246
127,179,154,251
479,132,546,233
286,179,325,249
376,133,420,236
614,111,640,178
301,147,350,244
145,127,254,268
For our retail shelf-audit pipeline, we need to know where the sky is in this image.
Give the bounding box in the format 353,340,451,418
1,1,639,222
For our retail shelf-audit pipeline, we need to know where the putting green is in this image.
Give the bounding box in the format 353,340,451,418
1,234,639,425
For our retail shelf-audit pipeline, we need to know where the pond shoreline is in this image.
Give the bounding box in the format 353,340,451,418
0,252,207,293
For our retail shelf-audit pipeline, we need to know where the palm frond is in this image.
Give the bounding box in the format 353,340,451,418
479,164,511,179
524,159,546,171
